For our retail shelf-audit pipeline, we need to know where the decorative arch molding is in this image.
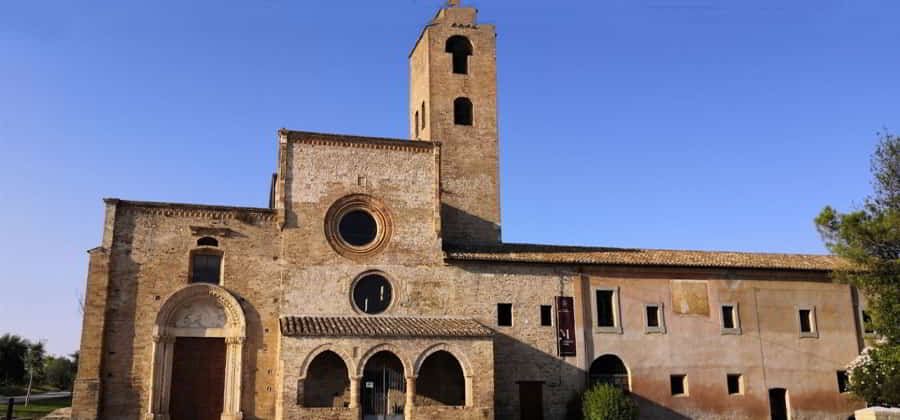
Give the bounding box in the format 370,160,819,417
413,343,471,378
147,283,246,420
298,343,355,380
355,343,412,378
413,343,474,407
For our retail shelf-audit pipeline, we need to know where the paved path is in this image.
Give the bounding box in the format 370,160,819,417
0,391,71,404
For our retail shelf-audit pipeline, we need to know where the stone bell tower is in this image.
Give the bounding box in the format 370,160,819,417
410,0,501,245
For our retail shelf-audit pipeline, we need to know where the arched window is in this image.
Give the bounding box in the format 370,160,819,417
421,101,426,129
445,35,473,74
304,351,350,407
589,354,630,391
416,351,465,406
197,236,218,247
454,97,473,126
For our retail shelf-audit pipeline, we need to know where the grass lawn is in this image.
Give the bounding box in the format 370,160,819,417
0,397,70,419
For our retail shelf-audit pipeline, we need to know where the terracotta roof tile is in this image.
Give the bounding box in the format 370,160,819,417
279,316,494,338
445,243,844,271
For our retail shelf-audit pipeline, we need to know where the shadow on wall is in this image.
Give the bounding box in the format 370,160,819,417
232,291,262,420
103,210,142,417
492,332,689,420
440,203,500,245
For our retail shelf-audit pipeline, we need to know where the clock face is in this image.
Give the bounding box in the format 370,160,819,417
353,274,393,314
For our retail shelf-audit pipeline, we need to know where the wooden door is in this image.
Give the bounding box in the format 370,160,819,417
170,337,226,420
519,381,544,420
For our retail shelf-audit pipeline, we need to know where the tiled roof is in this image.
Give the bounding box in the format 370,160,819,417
445,243,844,271
279,316,494,338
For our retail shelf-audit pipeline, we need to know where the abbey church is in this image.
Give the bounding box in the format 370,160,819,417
72,2,866,420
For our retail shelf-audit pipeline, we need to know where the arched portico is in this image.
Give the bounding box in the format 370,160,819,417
413,343,473,407
146,283,246,420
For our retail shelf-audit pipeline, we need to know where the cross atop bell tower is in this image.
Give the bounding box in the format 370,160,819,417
409,2,501,245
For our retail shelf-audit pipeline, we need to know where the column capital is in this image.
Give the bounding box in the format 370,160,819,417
225,336,246,345
153,334,175,344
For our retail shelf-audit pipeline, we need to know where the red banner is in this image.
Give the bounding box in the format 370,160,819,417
556,296,576,357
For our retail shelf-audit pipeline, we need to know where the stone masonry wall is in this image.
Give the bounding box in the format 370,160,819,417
94,202,282,420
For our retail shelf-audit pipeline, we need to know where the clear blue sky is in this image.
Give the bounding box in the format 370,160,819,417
1,0,897,355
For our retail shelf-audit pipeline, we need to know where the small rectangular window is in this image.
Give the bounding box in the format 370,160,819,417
721,304,741,334
596,290,615,327
670,374,687,396
722,306,735,328
414,111,420,137
836,370,849,393
799,309,812,332
646,306,659,327
797,306,818,338
727,374,742,395
540,305,552,326
643,303,665,334
862,310,874,335
498,303,513,327
191,253,221,284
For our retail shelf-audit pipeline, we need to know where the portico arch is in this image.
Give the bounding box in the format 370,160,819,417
147,283,246,420
356,343,412,378
413,343,473,407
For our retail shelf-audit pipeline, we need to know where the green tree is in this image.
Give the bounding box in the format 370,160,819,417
816,131,900,406
0,334,28,385
43,355,77,390
582,383,639,420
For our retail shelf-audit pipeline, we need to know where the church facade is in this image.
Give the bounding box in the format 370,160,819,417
72,3,867,420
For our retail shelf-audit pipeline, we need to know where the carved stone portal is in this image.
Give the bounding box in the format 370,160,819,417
147,284,246,420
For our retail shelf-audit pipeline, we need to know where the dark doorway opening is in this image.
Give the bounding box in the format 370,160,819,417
589,354,630,391
362,351,406,420
304,351,350,407
769,388,789,420
170,337,225,420
518,381,544,420
415,351,465,406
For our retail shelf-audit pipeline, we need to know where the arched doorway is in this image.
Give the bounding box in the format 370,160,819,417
415,350,465,406
589,354,630,391
303,350,350,408
361,351,406,420
147,284,245,420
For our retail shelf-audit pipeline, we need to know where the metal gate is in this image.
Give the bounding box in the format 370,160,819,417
362,353,405,420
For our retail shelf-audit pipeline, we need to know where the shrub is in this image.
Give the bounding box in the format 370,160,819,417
582,383,639,420
848,344,900,407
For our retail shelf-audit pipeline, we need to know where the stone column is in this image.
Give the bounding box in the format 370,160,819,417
221,336,244,420
147,334,175,420
464,375,474,407
405,376,416,420
349,376,361,408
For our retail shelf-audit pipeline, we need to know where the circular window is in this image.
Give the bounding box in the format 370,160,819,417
338,210,378,246
352,273,393,314
325,194,392,259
